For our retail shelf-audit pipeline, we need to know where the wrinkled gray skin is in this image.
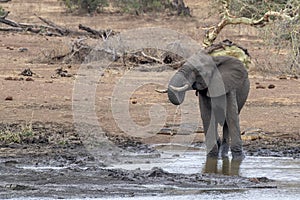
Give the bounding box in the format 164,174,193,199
168,53,250,160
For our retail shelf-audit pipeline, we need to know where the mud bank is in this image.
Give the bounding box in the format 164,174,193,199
2,122,297,199
1,122,299,159
0,149,276,199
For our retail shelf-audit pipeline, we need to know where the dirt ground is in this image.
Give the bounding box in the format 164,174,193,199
0,0,299,199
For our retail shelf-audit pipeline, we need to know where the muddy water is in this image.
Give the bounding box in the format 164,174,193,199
107,146,300,200
1,145,299,199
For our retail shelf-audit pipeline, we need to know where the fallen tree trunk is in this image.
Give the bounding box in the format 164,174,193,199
0,12,117,39
0,17,20,27
36,15,70,36
78,24,117,40
0,27,23,32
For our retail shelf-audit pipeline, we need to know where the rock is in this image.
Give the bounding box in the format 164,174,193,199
20,68,34,76
53,67,73,78
5,96,13,101
290,75,298,80
157,128,173,135
147,167,168,177
278,75,287,79
5,184,32,191
6,46,14,50
4,77,23,81
249,178,260,183
18,47,28,52
4,77,13,80
268,84,275,89
256,85,266,89
241,128,265,141
25,77,34,81
131,100,137,104
130,97,138,104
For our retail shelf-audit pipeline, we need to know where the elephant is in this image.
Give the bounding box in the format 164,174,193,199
163,51,250,160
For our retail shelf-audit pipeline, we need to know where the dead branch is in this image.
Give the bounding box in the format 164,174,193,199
0,17,20,27
78,24,117,40
141,51,163,64
36,15,70,36
0,27,23,32
78,24,102,38
0,12,117,39
203,0,298,47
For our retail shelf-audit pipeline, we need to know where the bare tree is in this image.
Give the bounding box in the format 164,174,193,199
203,0,300,72
203,0,299,47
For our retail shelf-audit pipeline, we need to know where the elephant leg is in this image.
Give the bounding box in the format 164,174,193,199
199,95,220,157
226,91,245,160
220,122,230,158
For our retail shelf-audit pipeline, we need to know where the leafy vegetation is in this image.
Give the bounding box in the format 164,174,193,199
60,0,186,15
227,0,297,18
0,6,6,16
0,124,34,144
112,0,173,14
61,0,109,13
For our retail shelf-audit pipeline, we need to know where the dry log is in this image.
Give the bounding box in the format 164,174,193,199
78,24,117,40
36,15,70,36
0,27,22,32
0,12,117,39
0,17,20,27
78,24,102,38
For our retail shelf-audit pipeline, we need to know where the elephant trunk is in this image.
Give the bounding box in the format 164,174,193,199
167,71,191,105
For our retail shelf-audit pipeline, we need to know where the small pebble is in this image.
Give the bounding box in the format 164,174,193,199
268,84,275,89
256,85,266,89
5,96,13,101
25,77,34,81
18,47,28,52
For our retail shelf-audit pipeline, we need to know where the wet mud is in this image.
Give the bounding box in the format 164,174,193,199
0,122,292,199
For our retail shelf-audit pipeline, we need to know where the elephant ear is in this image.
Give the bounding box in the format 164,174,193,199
207,56,248,97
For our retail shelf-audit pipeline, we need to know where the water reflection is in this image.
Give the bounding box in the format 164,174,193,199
203,157,242,176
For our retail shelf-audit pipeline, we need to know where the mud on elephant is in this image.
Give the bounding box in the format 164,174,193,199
161,51,250,160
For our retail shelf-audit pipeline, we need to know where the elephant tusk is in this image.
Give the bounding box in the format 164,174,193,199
169,84,189,92
155,88,168,93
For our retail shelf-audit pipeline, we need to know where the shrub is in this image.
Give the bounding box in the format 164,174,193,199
61,0,108,13
113,0,173,14
61,0,181,15
0,6,6,16
0,124,34,144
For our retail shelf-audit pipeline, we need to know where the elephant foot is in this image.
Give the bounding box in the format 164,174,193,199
207,144,219,158
231,151,245,160
220,143,229,158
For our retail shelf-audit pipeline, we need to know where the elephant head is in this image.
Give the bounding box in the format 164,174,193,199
167,52,248,105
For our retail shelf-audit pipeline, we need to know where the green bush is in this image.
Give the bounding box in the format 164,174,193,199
60,0,186,15
113,0,173,14
0,6,6,16
61,0,108,13
0,124,34,144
